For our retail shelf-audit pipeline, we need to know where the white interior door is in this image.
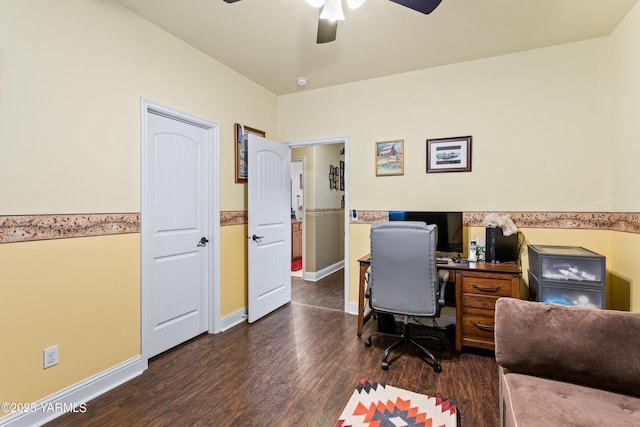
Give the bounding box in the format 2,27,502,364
248,134,291,323
144,110,210,357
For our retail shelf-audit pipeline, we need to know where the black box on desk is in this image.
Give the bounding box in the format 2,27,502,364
485,227,518,263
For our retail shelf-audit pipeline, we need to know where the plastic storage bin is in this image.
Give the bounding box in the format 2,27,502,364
529,271,604,309
527,245,606,309
528,245,605,284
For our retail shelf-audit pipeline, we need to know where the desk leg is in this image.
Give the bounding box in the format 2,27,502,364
454,270,463,352
357,262,374,337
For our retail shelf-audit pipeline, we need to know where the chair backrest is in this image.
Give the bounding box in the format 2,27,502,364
369,221,438,317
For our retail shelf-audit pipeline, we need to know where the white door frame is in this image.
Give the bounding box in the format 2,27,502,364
140,97,221,367
286,136,350,313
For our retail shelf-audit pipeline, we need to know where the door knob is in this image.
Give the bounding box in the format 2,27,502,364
197,237,209,247
252,234,264,241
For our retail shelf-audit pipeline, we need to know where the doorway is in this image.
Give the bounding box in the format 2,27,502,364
140,98,221,364
287,137,350,313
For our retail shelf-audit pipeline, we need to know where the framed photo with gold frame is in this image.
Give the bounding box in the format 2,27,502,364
235,123,266,182
375,139,404,176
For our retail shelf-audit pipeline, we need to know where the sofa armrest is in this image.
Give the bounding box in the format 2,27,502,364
494,298,640,397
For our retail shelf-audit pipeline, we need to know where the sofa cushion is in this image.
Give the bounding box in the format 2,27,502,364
495,298,640,397
500,368,640,427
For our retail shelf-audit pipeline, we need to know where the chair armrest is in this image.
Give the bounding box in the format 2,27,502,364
437,270,449,307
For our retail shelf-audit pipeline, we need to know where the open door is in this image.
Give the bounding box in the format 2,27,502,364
248,134,291,323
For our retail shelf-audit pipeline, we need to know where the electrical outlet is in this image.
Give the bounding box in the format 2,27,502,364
43,345,58,369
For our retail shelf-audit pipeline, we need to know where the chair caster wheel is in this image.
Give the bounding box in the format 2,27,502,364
364,339,372,347
381,361,389,370
433,364,442,373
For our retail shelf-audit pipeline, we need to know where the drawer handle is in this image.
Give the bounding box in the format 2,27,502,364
472,284,502,292
472,322,495,332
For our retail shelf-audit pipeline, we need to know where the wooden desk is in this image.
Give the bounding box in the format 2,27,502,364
357,255,521,351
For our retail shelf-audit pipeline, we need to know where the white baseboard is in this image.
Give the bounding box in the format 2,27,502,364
220,307,247,332
348,301,359,315
0,356,144,427
303,260,344,282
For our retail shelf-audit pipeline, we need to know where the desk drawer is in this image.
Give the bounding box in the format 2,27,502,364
462,276,513,297
462,307,496,349
463,293,501,311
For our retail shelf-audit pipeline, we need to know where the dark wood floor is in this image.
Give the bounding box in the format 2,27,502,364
47,270,499,426
291,268,344,311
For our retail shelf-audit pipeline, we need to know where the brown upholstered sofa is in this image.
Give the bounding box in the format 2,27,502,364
494,298,640,427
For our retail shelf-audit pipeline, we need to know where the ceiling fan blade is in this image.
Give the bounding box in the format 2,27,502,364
317,18,337,44
388,0,443,14
223,0,241,3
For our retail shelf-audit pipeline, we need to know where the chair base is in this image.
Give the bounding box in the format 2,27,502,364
364,318,443,373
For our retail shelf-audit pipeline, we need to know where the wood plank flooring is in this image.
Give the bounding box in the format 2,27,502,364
291,269,344,311
47,270,499,426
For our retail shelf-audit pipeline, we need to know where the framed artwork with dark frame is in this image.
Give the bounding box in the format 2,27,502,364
426,136,472,173
234,123,266,183
329,165,335,189
375,139,404,176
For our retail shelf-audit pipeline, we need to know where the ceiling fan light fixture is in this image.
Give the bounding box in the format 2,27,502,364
305,0,325,8
346,0,366,9
319,0,345,21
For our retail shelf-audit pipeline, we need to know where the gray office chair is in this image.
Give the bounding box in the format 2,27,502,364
364,221,448,372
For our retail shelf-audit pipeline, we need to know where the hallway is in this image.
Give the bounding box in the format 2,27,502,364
291,268,343,311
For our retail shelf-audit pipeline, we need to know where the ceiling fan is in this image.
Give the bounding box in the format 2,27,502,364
222,0,443,44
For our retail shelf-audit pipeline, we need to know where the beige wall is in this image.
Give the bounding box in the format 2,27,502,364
313,213,345,270
0,235,139,405
611,1,640,212
610,0,640,309
0,0,277,411
279,38,612,212
0,0,276,215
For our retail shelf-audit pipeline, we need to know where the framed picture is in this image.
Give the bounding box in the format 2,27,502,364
375,139,404,176
329,165,335,189
426,136,472,173
339,160,344,191
235,123,266,183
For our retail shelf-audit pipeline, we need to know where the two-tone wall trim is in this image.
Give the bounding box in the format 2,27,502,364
306,208,344,217
220,210,248,226
2,211,639,243
0,211,246,243
0,213,140,243
351,211,640,234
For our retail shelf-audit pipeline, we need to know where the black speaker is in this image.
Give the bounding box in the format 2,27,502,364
485,227,518,263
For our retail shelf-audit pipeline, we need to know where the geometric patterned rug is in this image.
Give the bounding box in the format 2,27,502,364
335,379,458,427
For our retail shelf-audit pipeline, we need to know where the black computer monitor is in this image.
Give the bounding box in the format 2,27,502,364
389,211,464,255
